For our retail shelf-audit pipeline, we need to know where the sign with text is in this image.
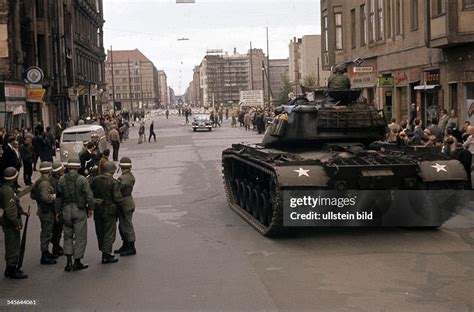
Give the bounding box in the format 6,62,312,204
424,69,440,85
353,66,374,73
378,77,394,88
240,90,264,107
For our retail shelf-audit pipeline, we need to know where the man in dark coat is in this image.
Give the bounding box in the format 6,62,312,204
2,136,21,171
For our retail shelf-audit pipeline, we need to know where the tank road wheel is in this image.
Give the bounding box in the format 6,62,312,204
245,184,253,212
233,179,241,204
258,192,269,225
251,188,260,220
265,191,274,226
239,181,247,208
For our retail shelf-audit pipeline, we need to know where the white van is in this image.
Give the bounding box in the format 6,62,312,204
60,125,108,163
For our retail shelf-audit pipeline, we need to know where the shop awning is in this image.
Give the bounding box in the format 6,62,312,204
414,84,439,90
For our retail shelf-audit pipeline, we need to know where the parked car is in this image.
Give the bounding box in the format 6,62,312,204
60,125,108,163
192,114,213,132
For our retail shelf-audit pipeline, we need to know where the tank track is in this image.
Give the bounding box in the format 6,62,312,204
222,149,284,236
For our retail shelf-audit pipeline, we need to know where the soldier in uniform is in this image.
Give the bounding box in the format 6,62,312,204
56,158,94,272
91,161,123,264
31,162,57,265
51,161,65,257
114,157,136,256
1,167,28,279
327,64,351,91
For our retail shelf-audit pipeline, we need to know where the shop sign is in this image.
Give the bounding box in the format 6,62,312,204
409,68,421,82
353,66,374,74
394,71,408,86
351,75,376,88
378,77,394,88
424,69,440,85
4,84,26,99
26,87,45,102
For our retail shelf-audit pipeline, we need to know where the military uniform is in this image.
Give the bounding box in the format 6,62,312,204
116,157,136,256
50,161,64,256
32,162,57,264
91,161,123,263
56,159,94,271
1,167,27,279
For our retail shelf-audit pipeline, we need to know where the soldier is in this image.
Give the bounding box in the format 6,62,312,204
115,157,136,256
1,167,28,279
56,158,94,272
51,161,65,257
31,162,57,265
327,64,351,91
91,161,123,264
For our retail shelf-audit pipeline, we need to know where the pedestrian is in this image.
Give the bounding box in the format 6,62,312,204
439,109,449,134
244,111,251,131
109,125,120,161
148,121,156,143
79,142,96,177
408,103,417,130
91,161,122,264
165,109,169,119
19,137,34,186
231,113,237,128
45,127,56,158
31,162,57,265
32,131,42,170
98,149,110,175
115,157,136,256
50,161,65,257
1,167,29,279
56,158,94,272
39,131,53,162
138,122,145,144
3,136,21,171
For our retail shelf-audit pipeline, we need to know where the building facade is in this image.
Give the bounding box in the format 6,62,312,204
269,58,290,98
158,70,168,108
321,0,474,124
0,0,105,132
289,35,330,93
105,49,160,112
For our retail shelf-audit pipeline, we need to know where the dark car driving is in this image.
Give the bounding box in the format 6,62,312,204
192,114,213,132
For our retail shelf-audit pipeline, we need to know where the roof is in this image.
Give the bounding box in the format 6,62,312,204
62,125,104,133
106,49,152,64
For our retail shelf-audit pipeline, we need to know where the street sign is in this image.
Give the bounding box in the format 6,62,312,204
353,66,374,73
25,66,44,84
240,90,264,107
354,58,365,66
378,77,394,88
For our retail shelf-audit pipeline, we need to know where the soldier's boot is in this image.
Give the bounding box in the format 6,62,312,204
114,242,126,254
120,242,136,257
64,255,73,272
72,259,89,271
40,251,57,265
102,253,119,264
52,245,64,257
5,266,28,279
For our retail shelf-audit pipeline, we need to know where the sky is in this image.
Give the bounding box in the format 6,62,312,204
103,0,321,95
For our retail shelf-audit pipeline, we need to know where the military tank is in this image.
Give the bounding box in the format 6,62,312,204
222,90,468,236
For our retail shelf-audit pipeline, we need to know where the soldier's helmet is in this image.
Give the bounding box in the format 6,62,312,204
52,161,65,173
119,157,132,169
3,167,19,181
103,161,117,174
335,64,345,73
66,158,81,169
39,161,53,173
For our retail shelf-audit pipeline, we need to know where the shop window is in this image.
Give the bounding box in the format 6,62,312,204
464,0,474,9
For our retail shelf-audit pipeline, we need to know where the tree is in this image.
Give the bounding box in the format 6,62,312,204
302,74,317,87
276,76,293,105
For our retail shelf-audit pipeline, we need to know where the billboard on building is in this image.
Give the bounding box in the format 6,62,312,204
239,90,264,107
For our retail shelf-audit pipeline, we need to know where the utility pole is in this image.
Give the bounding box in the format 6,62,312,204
110,46,116,115
249,41,254,90
317,57,320,87
266,27,270,106
128,59,132,113
261,60,265,107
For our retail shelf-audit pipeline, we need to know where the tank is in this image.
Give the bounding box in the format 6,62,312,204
222,90,468,236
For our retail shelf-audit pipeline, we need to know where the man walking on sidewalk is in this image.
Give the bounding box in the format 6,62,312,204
148,121,156,143
109,125,120,162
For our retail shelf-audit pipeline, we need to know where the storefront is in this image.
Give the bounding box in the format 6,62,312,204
414,69,442,126
348,61,377,107
0,83,27,131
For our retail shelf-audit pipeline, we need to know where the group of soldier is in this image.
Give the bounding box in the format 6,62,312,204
1,152,136,279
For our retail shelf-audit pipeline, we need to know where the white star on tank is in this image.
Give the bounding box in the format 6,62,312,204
431,163,447,173
294,168,310,177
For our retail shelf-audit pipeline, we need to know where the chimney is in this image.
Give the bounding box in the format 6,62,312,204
234,47,237,55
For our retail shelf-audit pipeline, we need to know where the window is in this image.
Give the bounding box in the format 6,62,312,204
351,9,356,49
432,0,445,16
369,0,376,42
411,0,418,29
464,0,474,9
449,84,458,111
360,4,367,45
335,12,343,50
323,15,328,52
387,0,392,38
377,0,384,40
396,0,403,35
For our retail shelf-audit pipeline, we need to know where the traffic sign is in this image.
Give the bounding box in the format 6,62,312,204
353,58,365,66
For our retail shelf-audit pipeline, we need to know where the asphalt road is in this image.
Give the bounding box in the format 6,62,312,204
1,114,473,312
